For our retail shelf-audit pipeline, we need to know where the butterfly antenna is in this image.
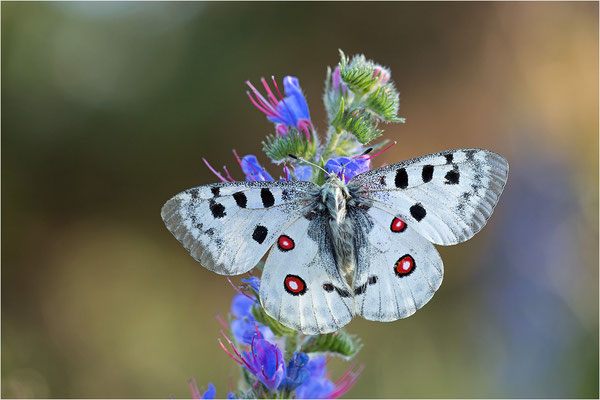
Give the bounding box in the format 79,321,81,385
288,154,329,175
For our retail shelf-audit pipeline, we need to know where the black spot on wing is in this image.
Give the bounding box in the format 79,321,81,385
211,187,220,197
334,287,352,298
410,203,427,221
233,191,247,208
209,199,226,218
261,188,275,207
395,168,408,189
190,189,199,200
281,189,291,201
379,175,386,186
354,282,367,296
252,225,268,244
422,165,434,183
445,154,454,164
354,275,378,296
323,283,334,292
445,168,460,185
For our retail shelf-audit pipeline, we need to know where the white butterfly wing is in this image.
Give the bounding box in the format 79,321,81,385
350,148,508,245
259,212,355,334
161,181,316,275
350,206,443,321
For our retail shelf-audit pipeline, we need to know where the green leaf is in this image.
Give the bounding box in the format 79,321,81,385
339,50,378,95
251,304,298,337
301,329,362,358
262,129,312,163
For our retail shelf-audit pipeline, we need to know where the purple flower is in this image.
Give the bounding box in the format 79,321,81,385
241,338,286,390
325,156,371,183
240,155,273,181
280,352,310,391
246,76,313,140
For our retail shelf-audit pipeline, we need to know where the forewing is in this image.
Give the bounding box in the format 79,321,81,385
349,148,508,245
259,213,355,334
161,180,316,275
350,206,443,321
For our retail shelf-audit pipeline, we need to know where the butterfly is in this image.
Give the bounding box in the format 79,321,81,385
161,148,508,334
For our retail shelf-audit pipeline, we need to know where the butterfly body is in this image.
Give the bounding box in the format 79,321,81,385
162,148,509,334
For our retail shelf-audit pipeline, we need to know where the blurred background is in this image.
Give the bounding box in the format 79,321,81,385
2,2,598,398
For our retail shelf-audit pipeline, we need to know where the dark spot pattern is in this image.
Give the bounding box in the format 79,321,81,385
395,168,409,189
233,191,247,208
252,225,268,244
410,203,427,221
354,275,379,296
304,211,318,221
211,187,220,197
464,149,476,161
354,283,367,296
445,154,454,164
323,283,334,292
445,168,460,185
206,228,215,237
334,287,352,298
209,199,226,218
261,188,275,208
379,175,386,186
190,189,199,200
422,165,434,183
281,189,291,201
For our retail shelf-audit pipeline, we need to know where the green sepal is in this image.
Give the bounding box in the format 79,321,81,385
323,66,344,123
300,329,362,358
251,304,298,337
338,50,378,95
365,83,403,122
341,108,383,144
262,129,312,163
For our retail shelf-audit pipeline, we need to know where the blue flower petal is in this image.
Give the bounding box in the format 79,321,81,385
266,76,311,129
325,156,370,183
242,339,285,390
226,393,237,399
296,377,335,399
294,165,312,181
201,383,216,399
230,294,255,318
241,277,260,292
280,352,310,391
241,155,273,181
305,356,327,379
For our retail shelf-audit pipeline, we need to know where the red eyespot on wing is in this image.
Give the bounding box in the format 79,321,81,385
277,235,295,251
390,217,407,232
284,274,306,296
394,254,415,277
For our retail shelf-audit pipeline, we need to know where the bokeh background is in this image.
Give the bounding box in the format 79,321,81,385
2,2,598,398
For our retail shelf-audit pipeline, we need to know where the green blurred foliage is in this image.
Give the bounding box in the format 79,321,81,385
2,2,598,398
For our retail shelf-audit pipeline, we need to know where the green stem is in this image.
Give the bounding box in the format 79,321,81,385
321,126,341,160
